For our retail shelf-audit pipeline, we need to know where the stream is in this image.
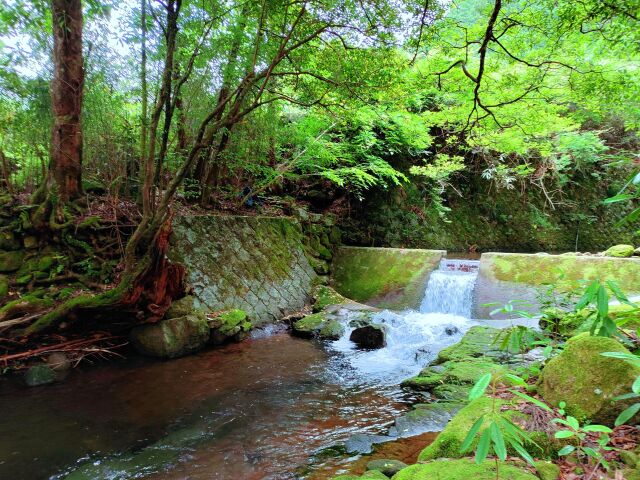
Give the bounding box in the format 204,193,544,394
0,259,489,480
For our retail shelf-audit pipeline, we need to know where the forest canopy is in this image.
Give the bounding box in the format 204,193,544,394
0,0,637,208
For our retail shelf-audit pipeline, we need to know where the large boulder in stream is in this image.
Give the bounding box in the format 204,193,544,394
539,333,640,425
130,313,210,358
603,244,635,257
350,324,385,349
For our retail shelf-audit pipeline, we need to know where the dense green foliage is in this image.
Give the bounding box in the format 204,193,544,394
0,0,637,242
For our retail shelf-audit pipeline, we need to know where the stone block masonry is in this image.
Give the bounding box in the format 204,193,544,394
170,215,316,325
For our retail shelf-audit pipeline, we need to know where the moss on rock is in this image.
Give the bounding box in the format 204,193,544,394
312,285,347,312
0,250,25,272
292,312,345,340
539,333,640,425
208,309,252,344
402,360,505,391
435,326,512,363
130,314,210,358
534,461,560,480
0,274,8,299
333,471,389,480
165,295,197,318
604,244,635,257
391,458,538,480
418,397,497,461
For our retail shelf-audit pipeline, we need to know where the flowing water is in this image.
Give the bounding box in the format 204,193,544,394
0,259,482,480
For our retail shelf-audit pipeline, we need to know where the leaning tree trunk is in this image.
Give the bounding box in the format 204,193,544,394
50,0,84,202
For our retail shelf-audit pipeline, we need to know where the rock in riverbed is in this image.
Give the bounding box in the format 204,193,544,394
130,313,210,358
349,324,385,349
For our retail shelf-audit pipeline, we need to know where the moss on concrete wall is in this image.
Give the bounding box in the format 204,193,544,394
331,247,444,309
171,215,316,325
473,252,640,318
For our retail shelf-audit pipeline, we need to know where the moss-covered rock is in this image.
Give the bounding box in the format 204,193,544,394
539,333,640,425
0,231,20,250
604,244,635,257
0,274,8,299
402,360,505,392
24,365,57,387
334,471,389,480
418,397,553,462
435,326,512,363
0,250,25,272
16,255,56,278
292,312,345,340
418,397,497,461
312,285,347,312
391,459,538,480
392,401,463,437
534,461,560,480
165,295,197,318
130,314,210,358
366,459,407,477
209,309,252,344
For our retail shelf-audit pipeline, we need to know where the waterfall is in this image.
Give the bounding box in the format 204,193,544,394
419,259,479,317
328,259,480,385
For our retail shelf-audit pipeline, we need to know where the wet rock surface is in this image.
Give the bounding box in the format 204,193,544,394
349,324,386,349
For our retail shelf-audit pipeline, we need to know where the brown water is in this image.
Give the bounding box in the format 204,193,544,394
0,332,423,480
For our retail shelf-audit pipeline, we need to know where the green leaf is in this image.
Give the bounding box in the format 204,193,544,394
509,390,553,412
615,403,640,427
469,373,492,401
596,285,608,318
460,415,485,453
606,280,634,307
601,352,640,367
504,374,526,386
558,445,575,456
583,447,600,458
566,416,579,430
603,193,636,204
554,430,575,439
575,280,599,310
490,421,507,461
582,424,612,433
633,376,640,394
475,428,491,464
509,440,536,466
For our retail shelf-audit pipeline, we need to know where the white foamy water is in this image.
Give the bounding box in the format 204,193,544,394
420,259,479,317
327,259,481,385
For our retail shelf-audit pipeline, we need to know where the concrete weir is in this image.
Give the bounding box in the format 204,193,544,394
331,248,640,318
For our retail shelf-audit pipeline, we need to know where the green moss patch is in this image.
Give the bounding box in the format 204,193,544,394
392,459,538,480
480,252,640,294
331,247,444,309
539,333,640,425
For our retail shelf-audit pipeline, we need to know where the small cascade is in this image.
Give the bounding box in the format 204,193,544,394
419,258,480,317
328,258,480,385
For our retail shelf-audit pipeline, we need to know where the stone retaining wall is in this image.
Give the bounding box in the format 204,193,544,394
170,215,316,325
331,247,445,309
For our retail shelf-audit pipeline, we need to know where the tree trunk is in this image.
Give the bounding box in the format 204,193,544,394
50,0,84,202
